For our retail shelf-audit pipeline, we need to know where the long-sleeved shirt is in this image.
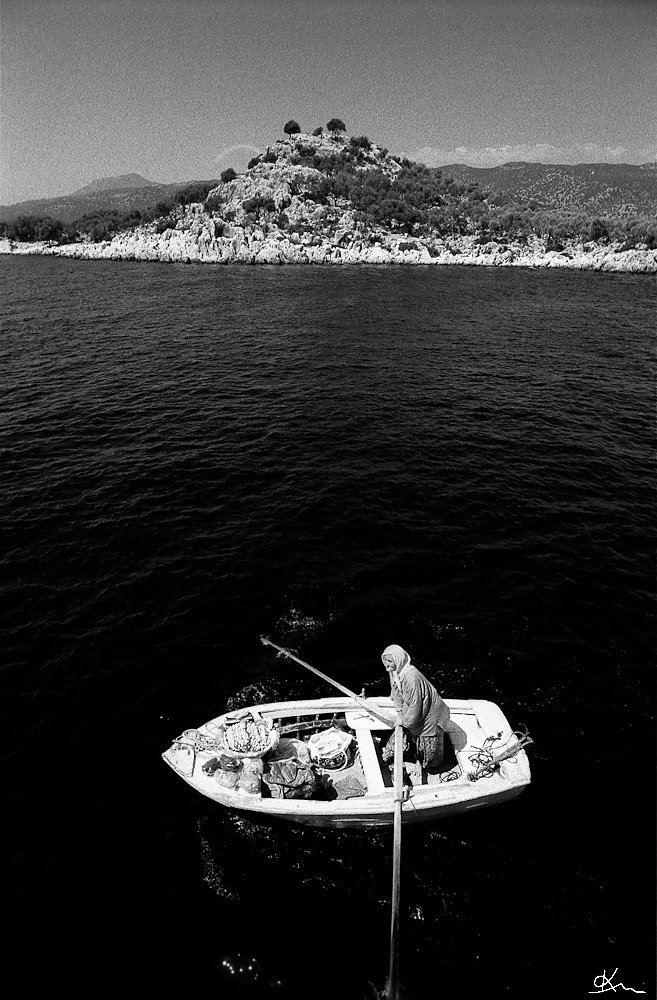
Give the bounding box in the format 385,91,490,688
392,662,450,737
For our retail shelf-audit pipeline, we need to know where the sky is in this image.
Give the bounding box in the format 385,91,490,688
1,0,655,204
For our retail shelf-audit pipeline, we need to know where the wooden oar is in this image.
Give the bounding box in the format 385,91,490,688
386,705,404,999
260,636,394,729
261,635,405,996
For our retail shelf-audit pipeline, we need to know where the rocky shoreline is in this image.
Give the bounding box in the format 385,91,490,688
2,229,656,272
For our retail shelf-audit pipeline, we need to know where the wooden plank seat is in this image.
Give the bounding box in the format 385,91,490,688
353,726,386,795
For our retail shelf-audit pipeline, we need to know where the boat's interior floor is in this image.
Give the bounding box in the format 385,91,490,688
197,706,494,798
306,729,465,798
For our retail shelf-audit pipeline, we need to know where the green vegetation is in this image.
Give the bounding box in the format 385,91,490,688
327,118,346,133
1,215,65,241
0,179,218,242
290,148,657,246
242,194,277,214
284,119,301,138
205,193,225,214
174,180,217,206
220,168,237,183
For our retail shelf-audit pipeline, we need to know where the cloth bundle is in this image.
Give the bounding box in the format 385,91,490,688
262,759,319,800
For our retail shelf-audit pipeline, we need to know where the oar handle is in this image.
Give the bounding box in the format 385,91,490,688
260,636,394,728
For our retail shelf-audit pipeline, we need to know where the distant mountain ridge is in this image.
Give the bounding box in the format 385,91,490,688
438,161,657,218
0,175,184,224
73,173,156,195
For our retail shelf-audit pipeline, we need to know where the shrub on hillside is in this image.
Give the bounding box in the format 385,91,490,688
284,119,301,138
175,181,218,205
205,194,224,213
588,218,609,242
242,195,276,214
326,118,346,133
2,214,65,241
312,127,323,136
247,155,262,169
221,168,237,183
545,236,565,252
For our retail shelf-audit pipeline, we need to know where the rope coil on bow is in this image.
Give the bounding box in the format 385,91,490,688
467,726,533,782
173,728,223,753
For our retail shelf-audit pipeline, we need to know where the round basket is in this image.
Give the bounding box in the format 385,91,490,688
308,728,353,771
219,716,280,759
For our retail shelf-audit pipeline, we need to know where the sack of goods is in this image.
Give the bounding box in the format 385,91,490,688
308,727,353,771
267,737,312,765
220,709,280,759
213,755,264,794
262,759,319,800
236,757,264,795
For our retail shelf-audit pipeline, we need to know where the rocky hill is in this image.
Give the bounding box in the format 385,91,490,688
2,128,656,271
440,161,657,219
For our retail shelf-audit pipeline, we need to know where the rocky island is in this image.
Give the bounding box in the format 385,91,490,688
2,123,656,272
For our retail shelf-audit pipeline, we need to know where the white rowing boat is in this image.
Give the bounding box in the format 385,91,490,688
162,695,531,828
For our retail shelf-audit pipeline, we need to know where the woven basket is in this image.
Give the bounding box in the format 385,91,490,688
220,717,280,759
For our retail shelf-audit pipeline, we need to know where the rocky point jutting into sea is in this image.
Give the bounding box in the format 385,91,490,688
2,129,656,272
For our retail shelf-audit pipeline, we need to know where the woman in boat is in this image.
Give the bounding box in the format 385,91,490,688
381,644,451,772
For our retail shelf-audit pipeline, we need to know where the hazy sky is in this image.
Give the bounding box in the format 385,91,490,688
1,0,655,203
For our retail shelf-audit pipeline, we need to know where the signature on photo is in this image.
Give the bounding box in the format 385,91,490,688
589,968,646,994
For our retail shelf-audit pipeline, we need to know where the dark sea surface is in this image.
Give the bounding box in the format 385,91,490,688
1,256,655,998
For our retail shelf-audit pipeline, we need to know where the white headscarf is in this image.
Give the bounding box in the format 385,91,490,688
381,644,410,673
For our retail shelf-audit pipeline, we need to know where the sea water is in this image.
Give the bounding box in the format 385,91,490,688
1,257,654,997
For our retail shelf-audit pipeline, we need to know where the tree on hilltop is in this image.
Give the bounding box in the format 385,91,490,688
284,120,301,139
312,126,323,136
221,167,237,183
327,118,346,134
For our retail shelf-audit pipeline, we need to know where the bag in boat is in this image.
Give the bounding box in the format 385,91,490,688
262,758,319,800
213,754,244,789
236,757,264,795
215,767,241,789
267,737,312,765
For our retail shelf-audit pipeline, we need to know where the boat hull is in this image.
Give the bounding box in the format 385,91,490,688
162,696,531,829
